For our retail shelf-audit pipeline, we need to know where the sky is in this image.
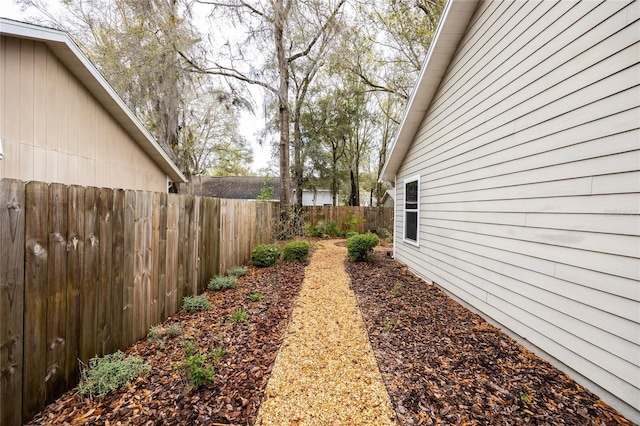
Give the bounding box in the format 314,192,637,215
0,0,273,174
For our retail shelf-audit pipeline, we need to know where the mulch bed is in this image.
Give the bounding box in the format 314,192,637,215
346,250,633,425
28,260,305,426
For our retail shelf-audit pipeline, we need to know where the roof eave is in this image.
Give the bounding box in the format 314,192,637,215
380,0,480,184
0,19,187,184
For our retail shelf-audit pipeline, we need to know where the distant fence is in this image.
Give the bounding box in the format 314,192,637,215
0,179,276,425
0,178,393,424
303,205,394,234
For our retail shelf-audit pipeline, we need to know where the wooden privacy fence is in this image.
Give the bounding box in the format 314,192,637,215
303,205,394,234
0,179,276,425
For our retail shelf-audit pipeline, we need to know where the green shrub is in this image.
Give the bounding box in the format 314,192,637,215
226,266,248,277
345,231,358,239
346,233,380,262
251,244,280,267
208,275,237,291
307,220,342,238
283,240,310,262
182,295,212,313
375,227,391,239
179,352,214,390
77,351,151,399
228,307,250,323
248,293,264,302
342,211,362,233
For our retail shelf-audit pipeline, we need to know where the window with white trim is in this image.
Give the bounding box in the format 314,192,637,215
404,176,419,245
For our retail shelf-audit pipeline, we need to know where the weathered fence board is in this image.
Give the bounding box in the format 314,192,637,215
1,177,393,424
111,189,125,354
46,183,68,400
121,190,136,349
80,186,98,365
0,179,25,426
23,182,48,420
303,206,393,234
97,188,113,356
65,186,83,387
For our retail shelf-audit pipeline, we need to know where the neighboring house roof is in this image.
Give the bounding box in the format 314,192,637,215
0,18,186,184
189,176,280,200
380,0,480,183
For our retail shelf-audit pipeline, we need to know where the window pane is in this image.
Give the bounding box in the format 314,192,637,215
406,211,417,242
406,180,418,203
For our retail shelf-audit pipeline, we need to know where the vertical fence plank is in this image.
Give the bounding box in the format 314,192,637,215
45,183,68,402
97,188,113,355
201,197,219,286
165,194,179,315
157,193,167,322
65,186,83,388
0,179,25,426
110,189,124,353
151,193,161,327
22,181,48,421
80,186,99,364
187,196,200,295
121,190,136,349
177,195,187,303
142,192,153,337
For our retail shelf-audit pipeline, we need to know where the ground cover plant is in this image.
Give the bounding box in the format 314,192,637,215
28,259,305,425
208,274,237,291
346,248,632,425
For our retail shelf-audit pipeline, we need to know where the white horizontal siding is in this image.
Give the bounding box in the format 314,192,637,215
394,0,640,419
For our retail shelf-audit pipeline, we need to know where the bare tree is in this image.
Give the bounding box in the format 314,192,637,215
185,0,345,235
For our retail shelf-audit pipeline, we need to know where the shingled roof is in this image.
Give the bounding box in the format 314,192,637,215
187,176,281,200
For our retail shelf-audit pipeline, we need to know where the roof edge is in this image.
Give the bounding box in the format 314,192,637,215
380,0,480,184
0,18,187,184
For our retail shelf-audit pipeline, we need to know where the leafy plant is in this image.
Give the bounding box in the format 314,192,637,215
179,352,215,390
249,293,265,302
166,323,183,337
208,275,237,291
307,219,342,238
345,231,358,239
209,348,227,363
520,391,533,404
346,232,380,262
391,282,403,297
226,265,248,277
283,240,310,262
148,325,163,342
342,211,362,233
251,244,280,267
77,351,151,399
228,307,250,323
182,295,212,313
375,227,391,239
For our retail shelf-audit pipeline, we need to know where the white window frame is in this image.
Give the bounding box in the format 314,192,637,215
403,175,420,246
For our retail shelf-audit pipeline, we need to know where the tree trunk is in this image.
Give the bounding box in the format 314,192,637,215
275,0,291,236
293,112,303,209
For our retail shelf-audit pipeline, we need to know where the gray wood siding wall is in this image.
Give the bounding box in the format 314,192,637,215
0,36,169,192
394,0,639,419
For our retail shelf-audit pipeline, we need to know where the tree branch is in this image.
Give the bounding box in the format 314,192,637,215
287,0,346,63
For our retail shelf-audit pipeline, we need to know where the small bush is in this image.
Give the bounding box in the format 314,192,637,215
346,233,380,262
375,227,391,239
307,220,342,238
166,323,183,337
283,240,310,262
208,275,237,291
77,351,151,399
345,231,358,239
251,244,280,267
228,307,250,323
209,348,226,363
226,266,248,277
179,352,214,390
182,295,212,313
249,293,264,302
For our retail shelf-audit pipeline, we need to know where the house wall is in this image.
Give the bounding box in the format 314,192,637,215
302,190,333,206
394,0,639,419
0,35,169,192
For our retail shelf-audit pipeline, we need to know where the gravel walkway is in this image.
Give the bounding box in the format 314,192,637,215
255,241,397,425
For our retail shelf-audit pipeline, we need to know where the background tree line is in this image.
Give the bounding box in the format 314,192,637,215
17,0,444,232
